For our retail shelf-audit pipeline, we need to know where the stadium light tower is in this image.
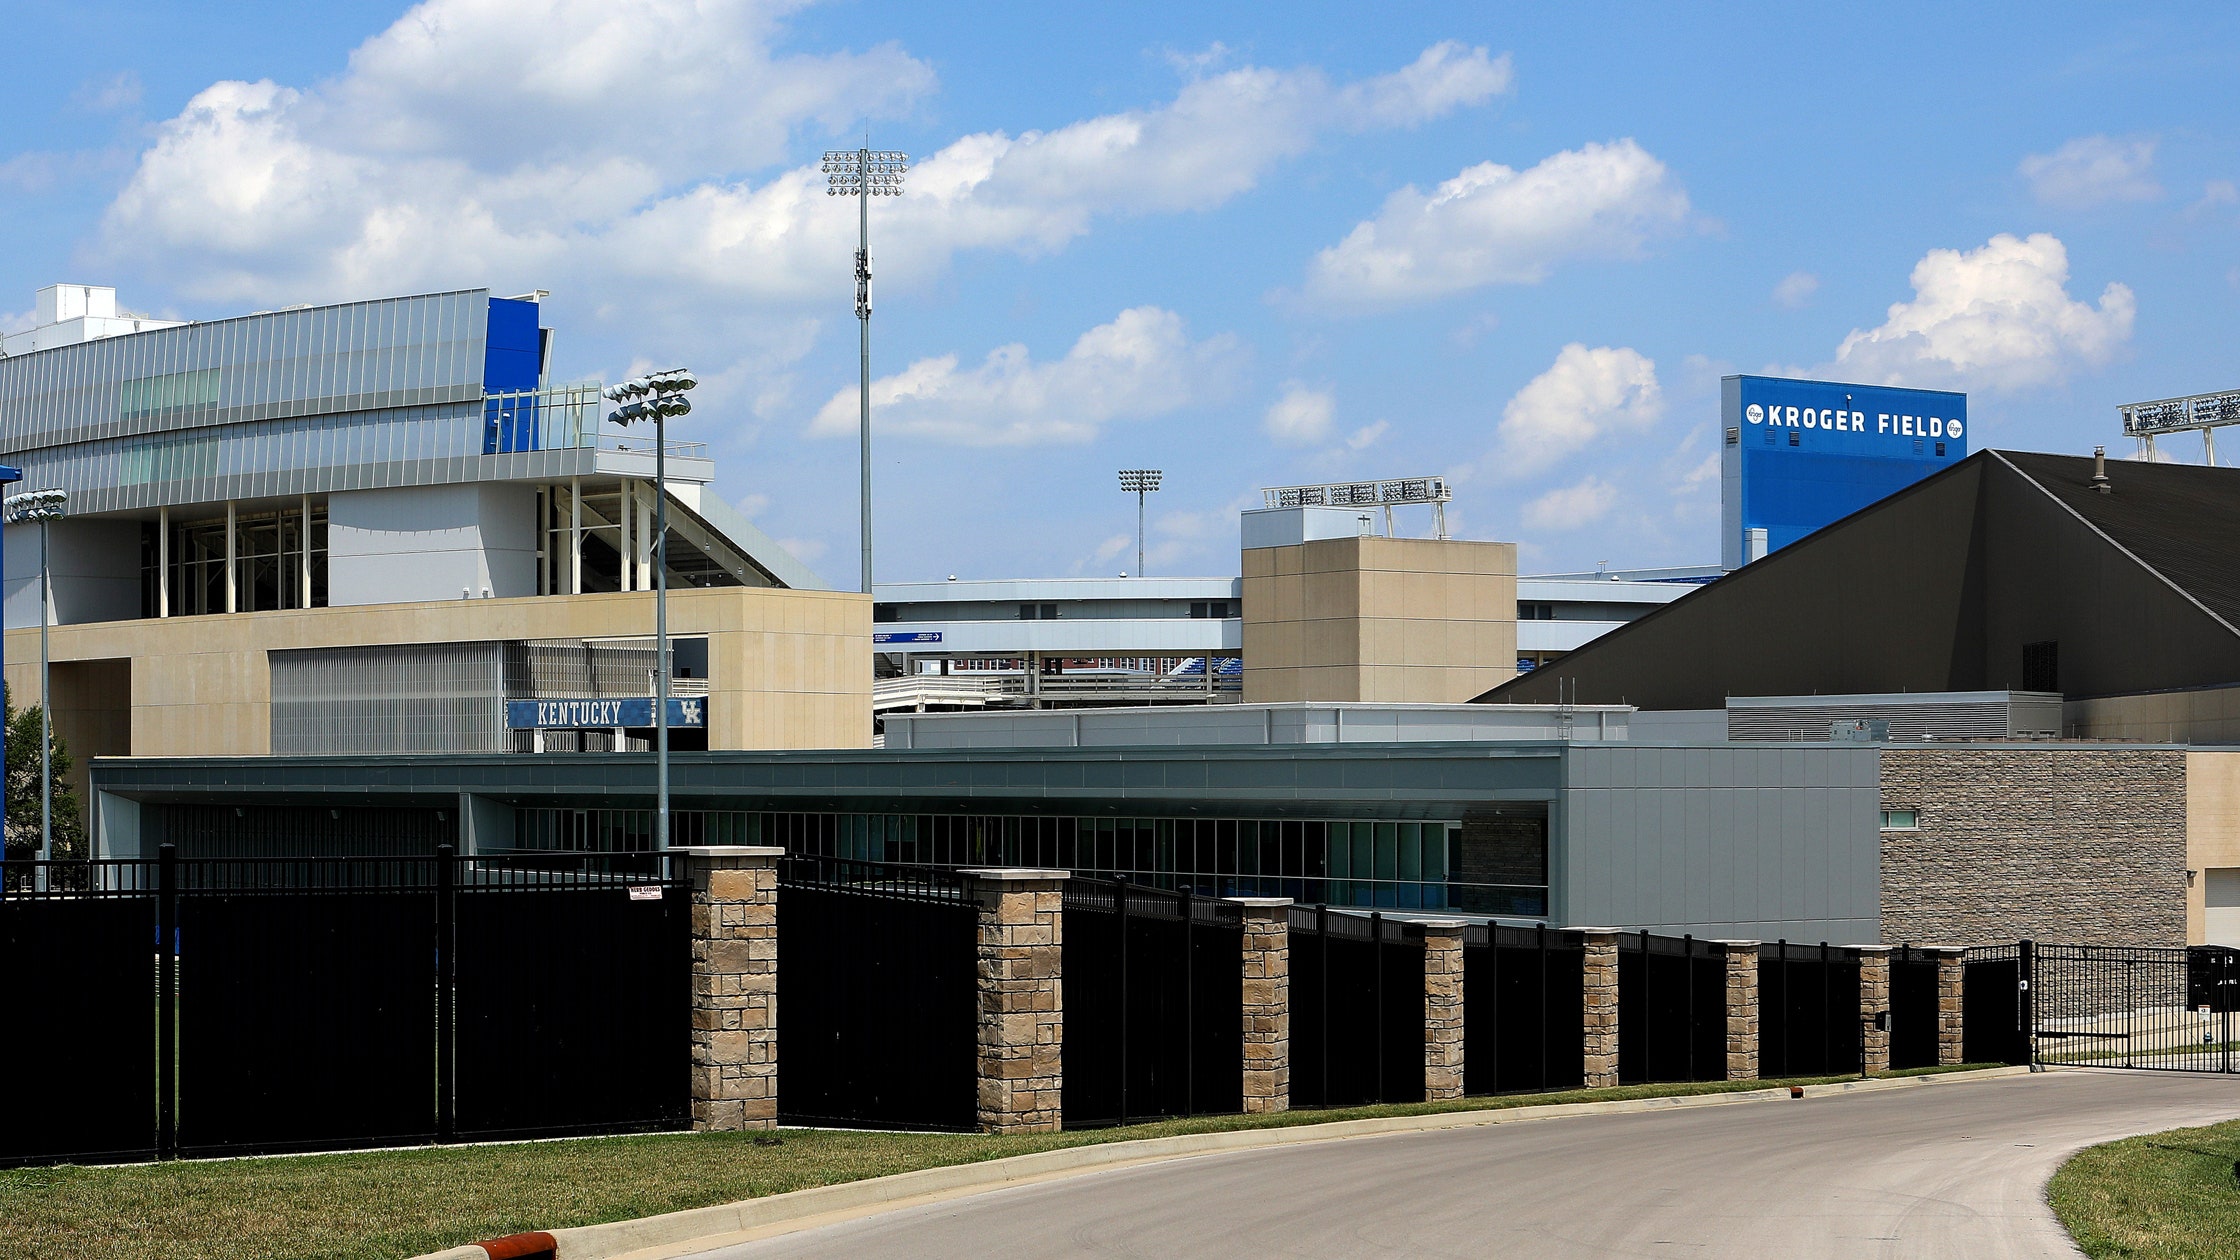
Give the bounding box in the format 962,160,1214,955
1118,469,1163,577
4,487,67,870
603,370,696,851
822,146,908,595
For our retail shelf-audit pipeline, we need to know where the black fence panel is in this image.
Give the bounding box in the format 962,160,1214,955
1061,880,1243,1127
1756,942,1862,1078
1962,945,2027,1066
1289,907,1424,1108
776,857,977,1130
175,860,438,1155
453,860,691,1139
1461,924,1584,1095
1889,948,1941,1070
0,866,159,1167
2032,942,2235,1073
1618,932,1726,1085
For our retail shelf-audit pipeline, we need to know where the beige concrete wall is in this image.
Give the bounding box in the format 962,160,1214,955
1241,535,1516,704
2068,685,2240,743
2185,750,2240,945
1,586,871,759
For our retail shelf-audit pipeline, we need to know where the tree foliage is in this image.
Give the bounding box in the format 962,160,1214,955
3,682,86,861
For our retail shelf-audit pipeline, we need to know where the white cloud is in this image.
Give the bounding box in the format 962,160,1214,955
1345,420,1389,450
1494,344,1663,475
72,71,143,113
1304,139,1688,305
806,306,1240,446
99,12,1509,315
1773,271,1818,309
2019,135,2161,208
1828,233,2135,392
1263,384,1336,445
1521,476,1617,532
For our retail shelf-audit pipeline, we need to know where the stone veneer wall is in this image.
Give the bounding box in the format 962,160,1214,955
1879,746,2188,947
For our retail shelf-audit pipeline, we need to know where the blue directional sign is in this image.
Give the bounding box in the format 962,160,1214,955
506,696,707,729
1721,375,1968,567
873,631,944,644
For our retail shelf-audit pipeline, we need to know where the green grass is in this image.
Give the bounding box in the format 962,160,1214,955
2050,1116,2240,1259
2,1066,1996,1260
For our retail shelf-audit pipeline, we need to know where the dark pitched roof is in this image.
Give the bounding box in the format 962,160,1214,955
1996,450,2240,631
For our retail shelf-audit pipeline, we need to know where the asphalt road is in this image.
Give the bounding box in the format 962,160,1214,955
700,1071,2240,1259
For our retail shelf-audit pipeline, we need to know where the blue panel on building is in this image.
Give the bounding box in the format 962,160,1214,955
1721,375,1967,567
482,296,545,455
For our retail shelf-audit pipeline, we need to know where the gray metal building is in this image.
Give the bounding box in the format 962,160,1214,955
88,737,1880,942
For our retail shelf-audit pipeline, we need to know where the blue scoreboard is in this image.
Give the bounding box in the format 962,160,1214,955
1721,375,1967,568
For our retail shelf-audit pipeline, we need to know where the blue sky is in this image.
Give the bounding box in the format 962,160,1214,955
4,2,2237,584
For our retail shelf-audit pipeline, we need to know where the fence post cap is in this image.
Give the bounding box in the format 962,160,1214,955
673,846,785,858
1711,939,1763,948
1854,944,1896,954
1418,918,1470,930
959,867,1070,882
1567,926,1624,936
1225,896,1294,908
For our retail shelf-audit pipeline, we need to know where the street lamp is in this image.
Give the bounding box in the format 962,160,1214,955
1118,470,1162,577
4,488,67,870
822,146,908,596
603,370,696,851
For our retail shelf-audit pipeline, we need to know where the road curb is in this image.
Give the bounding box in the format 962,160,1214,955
411,1067,2030,1260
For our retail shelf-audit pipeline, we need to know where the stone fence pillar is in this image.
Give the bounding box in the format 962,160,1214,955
1577,928,1620,1088
1422,921,1467,1101
1716,940,1760,1082
1859,946,1892,1074
1932,946,1966,1065
964,869,1066,1134
1230,898,1291,1114
680,846,783,1132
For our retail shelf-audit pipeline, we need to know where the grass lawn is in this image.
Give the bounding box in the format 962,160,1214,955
2050,1115,2240,1260
3,1066,1992,1260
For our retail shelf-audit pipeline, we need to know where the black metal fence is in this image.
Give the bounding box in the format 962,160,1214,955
1757,941,1862,1077
1289,906,1426,1107
1,847,689,1168
1962,943,2028,1066
1061,878,1244,1127
1617,932,1727,1085
1460,923,1584,1095
774,855,979,1130
2031,942,2238,1074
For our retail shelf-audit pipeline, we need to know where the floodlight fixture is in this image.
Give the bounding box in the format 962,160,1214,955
598,368,697,852
1118,469,1164,577
822,147,910,598
4,487,67,869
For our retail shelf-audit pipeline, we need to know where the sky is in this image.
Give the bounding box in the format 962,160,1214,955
3,1,2238,585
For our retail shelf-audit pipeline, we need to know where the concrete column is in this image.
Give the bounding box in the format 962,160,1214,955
299,494,313,608
1858,946,1892,1074
568,476,582,595
156,506,169,618
1231,897,1290,1113
1422,920,1466,1101
1932,946,1966,1066
682,845,782,1131
1717,941,1761,1081
637,481,655,591
223,500,237,613
618,480,632,592
965,868,1066,1134
1578,928,1620,1088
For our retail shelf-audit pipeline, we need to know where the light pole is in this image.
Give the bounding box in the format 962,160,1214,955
5,488,67,871
1118,470,1162,576
822,146,908,596
603,371,697,851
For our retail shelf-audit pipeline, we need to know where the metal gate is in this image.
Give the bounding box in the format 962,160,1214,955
2031,942,2239,1073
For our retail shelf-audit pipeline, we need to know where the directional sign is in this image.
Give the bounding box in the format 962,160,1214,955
873,631,944,644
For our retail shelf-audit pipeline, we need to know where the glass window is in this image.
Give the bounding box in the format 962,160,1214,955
1880,809,1919,831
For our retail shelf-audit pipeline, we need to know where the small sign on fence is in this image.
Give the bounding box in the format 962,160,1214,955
628,887,663,901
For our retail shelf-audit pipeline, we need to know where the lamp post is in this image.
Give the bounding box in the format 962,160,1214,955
1118,470,1163,577
603,371,696,851
822,146,908,596
5,488,67,873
